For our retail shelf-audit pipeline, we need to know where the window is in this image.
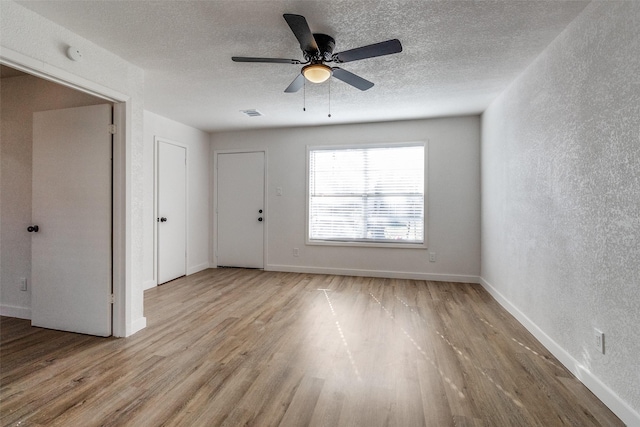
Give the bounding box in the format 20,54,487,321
307,143,426,247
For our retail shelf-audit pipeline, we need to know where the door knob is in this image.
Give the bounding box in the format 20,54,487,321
259,209,263,213
159,217,167,222
27,225,39,232
258,217,263,222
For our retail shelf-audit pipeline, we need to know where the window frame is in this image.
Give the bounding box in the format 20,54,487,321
305,141,428,249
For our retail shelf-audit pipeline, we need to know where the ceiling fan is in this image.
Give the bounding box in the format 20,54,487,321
232,14,402,92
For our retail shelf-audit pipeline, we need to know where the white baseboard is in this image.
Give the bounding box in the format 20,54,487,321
144,264,212,290
0,304,31,320
128,316,147,336
143,279,157,290
187,262,210,275
479,277,640,426
266,264,480,284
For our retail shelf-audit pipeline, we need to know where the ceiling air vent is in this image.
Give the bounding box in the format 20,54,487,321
240,109,263,117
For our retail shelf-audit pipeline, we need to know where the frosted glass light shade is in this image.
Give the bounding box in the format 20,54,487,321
302,64,332,83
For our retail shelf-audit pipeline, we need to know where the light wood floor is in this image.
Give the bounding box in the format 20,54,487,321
1,269,623,426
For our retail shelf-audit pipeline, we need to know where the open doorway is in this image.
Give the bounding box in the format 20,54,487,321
0,64,124,335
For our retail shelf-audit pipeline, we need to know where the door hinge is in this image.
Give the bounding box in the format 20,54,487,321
108,124,117,134
110,293,115,304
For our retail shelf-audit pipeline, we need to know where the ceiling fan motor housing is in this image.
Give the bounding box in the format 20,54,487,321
310,33,335,61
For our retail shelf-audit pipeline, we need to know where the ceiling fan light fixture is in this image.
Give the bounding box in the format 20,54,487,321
302,63,332,83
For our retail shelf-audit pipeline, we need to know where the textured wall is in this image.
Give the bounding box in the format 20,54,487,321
212,116,481,281
482,1,640,420
0,74,106,317
1,0,145,335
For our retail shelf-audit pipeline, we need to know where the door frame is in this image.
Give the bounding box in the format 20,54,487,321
1,48,130,337
153,136,188,285
212,149,268,269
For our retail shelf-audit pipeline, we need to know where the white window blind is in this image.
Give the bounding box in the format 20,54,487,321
308,144,425,245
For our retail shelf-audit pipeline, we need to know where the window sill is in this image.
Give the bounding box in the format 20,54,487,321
306,239,427,249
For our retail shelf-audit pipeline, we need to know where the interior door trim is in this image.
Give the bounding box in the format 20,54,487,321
212,149,268,269
0,47,134,337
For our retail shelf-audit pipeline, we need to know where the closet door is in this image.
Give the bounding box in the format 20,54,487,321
157,140,187,284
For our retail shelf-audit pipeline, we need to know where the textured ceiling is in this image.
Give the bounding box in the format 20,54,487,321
15,1,589,132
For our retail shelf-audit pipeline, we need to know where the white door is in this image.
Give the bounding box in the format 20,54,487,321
216,152,265,268
31,104,112,336
157,141,187,284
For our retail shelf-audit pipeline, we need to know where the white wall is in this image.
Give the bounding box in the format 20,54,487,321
481,2,640,424
0,74,106,318
143,111,211,289
0,0,146,335
211,116,481,281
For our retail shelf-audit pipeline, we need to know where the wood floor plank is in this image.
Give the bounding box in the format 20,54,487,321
307,387,345,427
0,269,625,426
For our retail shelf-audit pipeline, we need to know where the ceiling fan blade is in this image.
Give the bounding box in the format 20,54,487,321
333,39,402,63
232,56,300,64
284,73,305,93
283,14,319,54
332,67,374,91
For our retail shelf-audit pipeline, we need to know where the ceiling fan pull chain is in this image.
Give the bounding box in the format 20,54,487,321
328,79,332,118
303,78,306,111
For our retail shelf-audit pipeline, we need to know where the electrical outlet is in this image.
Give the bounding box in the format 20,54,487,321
293,248,299,257
594,328,605,354
20,278,27,291
429,252,436,262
